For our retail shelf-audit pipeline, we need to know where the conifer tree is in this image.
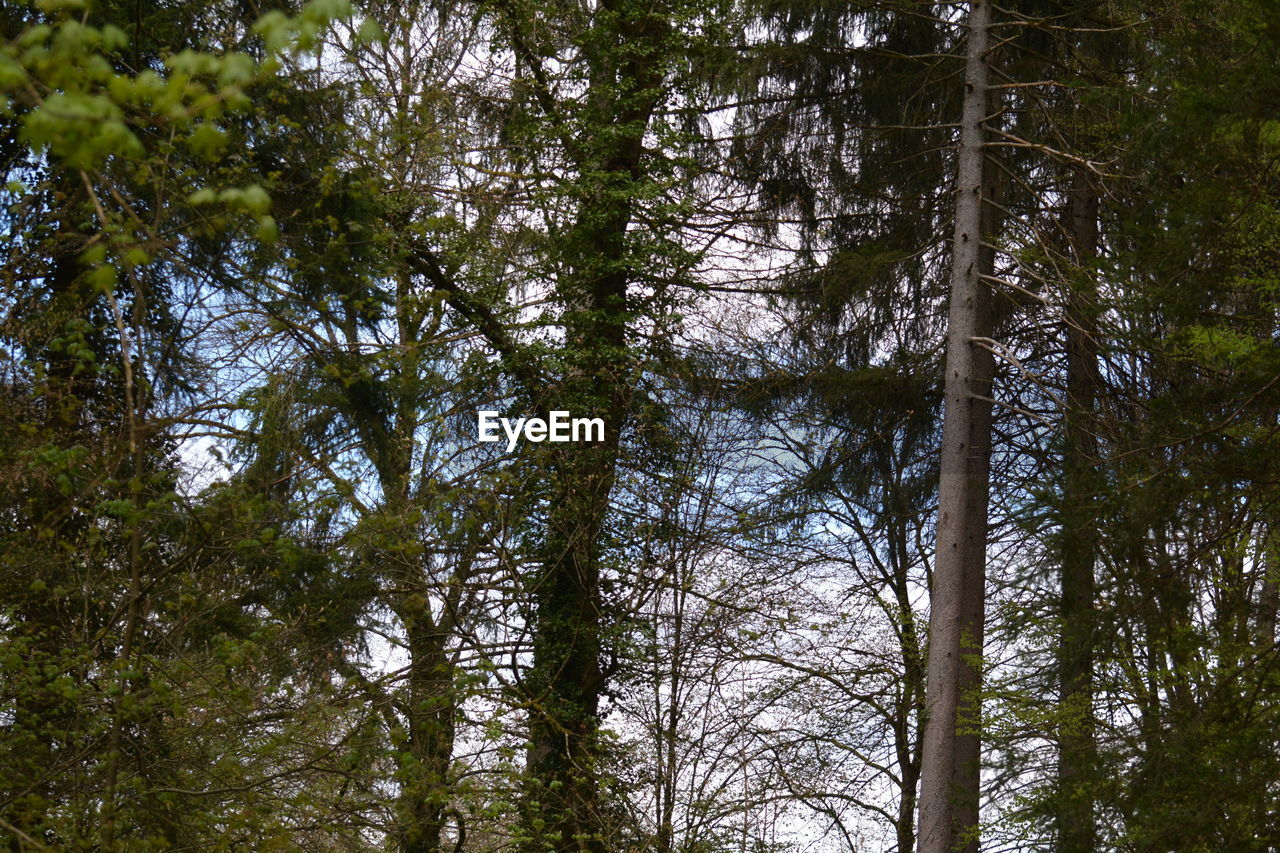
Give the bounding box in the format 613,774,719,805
915,2,996,851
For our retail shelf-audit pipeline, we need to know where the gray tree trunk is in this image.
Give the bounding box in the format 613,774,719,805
916,2,995,851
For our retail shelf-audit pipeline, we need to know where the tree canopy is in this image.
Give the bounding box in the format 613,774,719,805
3,0,1280,851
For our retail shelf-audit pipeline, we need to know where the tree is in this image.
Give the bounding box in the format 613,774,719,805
477,1,719,848
1,1,376,847
914,1,997,851
5,0,1280,849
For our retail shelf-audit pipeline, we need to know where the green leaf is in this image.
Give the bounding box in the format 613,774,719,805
356,17,387,46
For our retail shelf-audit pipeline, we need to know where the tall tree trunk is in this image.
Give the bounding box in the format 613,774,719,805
916,2,995,851
1057,163,1100,853
522,210,634,853
951,115,1000,853
519,4,669,851
338,274,461,853
520,175,630,853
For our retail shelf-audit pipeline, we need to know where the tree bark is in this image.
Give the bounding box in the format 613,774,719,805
916,2,995,851
336,270,462,853
397,624,457,853
1057,163,1101,853
518,4,669,851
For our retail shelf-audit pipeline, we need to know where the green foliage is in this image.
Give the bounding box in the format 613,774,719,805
4,0,1280,850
